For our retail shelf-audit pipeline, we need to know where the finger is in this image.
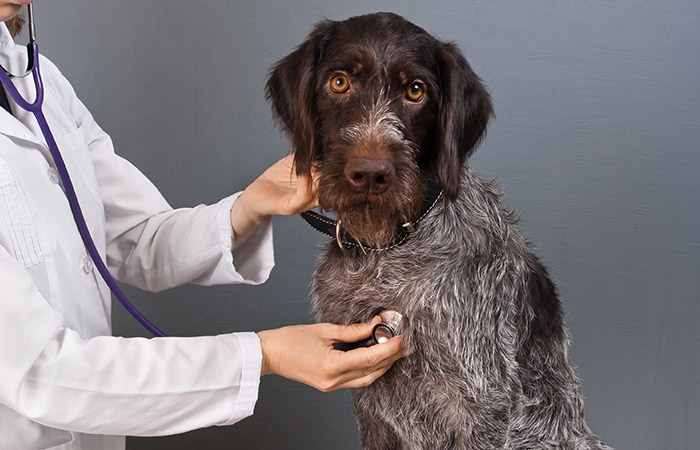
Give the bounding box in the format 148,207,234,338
333,359,396,390
365,336,406,366
309,163,321,188
318,353,397,391
296,170,315,200
333,335,405,374
327,317,382,344
281,153,296,172
283,164,317,209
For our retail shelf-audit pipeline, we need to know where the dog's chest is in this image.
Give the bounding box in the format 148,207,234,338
311,242,436,325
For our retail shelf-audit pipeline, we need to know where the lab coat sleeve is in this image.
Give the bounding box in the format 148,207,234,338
0,245,262,436
43,56,274,292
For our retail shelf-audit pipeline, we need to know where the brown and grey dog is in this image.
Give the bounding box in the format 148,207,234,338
266,12,611,450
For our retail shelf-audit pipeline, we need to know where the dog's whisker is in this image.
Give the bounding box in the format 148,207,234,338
354,237,368,254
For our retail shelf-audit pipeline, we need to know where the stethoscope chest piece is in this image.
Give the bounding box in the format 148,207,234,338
331,309,404,351
372,310,404,344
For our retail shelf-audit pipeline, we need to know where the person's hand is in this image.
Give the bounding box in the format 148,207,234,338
256,317,407,392
230,154,319,247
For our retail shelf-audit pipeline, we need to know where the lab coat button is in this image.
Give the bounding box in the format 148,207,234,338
48,167,60,184
81,255,93,274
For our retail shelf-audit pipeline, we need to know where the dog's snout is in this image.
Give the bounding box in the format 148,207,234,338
344,157,395,194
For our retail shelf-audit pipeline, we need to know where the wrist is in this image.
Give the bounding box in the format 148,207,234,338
237,189,268,225
256,330,274,376
230,191,268,248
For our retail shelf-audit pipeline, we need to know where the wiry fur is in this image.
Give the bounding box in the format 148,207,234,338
267,12,611,450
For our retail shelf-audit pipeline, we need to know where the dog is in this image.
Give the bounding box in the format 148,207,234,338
266,12,611,450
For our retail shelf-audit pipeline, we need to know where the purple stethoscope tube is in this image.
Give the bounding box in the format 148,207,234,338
0,5,166,337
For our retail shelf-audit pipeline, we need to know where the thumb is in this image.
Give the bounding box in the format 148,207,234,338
330,316,382,343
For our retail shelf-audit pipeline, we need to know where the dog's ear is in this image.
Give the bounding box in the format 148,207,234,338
266,21,333,176
434,42,494,201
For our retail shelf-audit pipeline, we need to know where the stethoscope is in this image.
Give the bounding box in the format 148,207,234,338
332,310,404,351
1,6,406,343
0,4,166,337
370,310,403,344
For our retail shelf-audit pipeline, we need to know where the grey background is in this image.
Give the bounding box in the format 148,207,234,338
25,0,699,448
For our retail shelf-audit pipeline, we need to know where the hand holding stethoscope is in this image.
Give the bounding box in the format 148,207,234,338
0,3,408,395
0,5,405,352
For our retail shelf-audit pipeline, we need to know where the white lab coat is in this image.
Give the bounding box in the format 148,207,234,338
0,23,273,449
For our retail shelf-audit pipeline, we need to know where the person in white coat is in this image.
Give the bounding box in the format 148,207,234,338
0,5,405,450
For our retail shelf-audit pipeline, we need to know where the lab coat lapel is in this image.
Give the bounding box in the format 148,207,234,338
0,23,45,147
0,105,46,147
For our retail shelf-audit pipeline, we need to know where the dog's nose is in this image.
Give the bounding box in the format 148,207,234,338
344,157,395,194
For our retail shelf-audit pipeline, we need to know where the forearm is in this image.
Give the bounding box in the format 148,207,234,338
0,247,262,436
15,328,261,436
109,194,274,291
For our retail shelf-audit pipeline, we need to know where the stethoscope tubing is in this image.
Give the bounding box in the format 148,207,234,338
0,41,166,337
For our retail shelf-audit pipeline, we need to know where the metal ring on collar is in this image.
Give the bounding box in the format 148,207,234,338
335,219,345,250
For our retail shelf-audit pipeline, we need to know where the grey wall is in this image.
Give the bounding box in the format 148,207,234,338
28,0,699,449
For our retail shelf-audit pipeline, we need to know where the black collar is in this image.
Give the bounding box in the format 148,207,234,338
300,179,443,252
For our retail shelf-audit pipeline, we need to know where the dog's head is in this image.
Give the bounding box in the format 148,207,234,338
266,12,493,246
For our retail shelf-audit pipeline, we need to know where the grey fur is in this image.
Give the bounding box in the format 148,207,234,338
266,13,612,449
311,168,612,449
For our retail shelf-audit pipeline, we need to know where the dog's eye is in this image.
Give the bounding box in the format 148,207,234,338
406,82,425,102
330,74,350,93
